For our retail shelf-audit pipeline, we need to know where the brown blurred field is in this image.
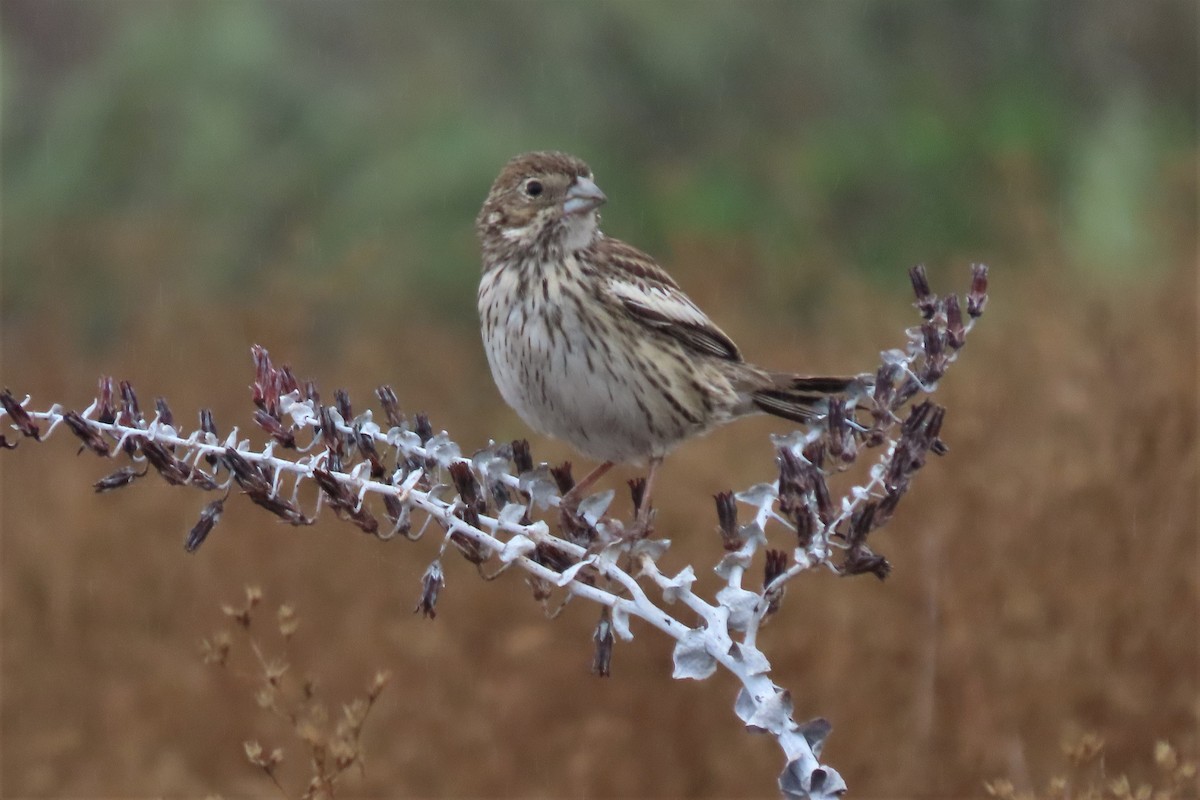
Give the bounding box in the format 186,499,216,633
1,252,1196,797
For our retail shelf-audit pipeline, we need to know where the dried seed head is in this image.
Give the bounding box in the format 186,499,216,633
97,377,116,424
714,491,739,550
842,545,891,581
334,388,353,424
511,439,533,474
64,411,111,456
909,264,937,319
967,263,989,317
154,397,174,427
119,380,142,424
94,465,147,492
414,413,433,444
414,560,444,618
250,345,274,412
185,496,225,553
448,461,481,507
550,462,575,495
0,389,40,440
376,385,404,428
944,294,966,349
253,409,296,449
592,607,614,677
763,548,788,618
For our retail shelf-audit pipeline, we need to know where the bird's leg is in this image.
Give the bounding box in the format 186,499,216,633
559,461,614,514
630,456,663,535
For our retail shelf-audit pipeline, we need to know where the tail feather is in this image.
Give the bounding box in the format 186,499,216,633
751,375,857,424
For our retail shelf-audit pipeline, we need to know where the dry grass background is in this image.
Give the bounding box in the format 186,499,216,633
1,254,1196,797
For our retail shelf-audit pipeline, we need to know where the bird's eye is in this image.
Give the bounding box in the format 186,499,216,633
524,179,544,197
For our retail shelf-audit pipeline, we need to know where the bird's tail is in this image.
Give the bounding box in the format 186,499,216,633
751,374,858,424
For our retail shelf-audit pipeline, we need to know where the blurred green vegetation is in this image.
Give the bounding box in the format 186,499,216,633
2,0,1196,344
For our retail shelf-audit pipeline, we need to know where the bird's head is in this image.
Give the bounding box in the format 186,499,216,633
476,151,607,259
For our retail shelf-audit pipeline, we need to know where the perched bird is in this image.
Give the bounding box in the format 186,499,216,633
476,151,855,522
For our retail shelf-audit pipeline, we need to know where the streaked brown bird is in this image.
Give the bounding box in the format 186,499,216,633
476,151,855,523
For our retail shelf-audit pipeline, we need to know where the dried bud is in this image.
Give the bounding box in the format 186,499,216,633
304,380,320,404
794,501,817,549
848,501,879,545
357,430,386,478
714,491,739,550
967,263,989,317
154,397,174,427
764,548,788,586
874,490,901,528
592,608,614,677
533,541,576,574
926,404,946,443
334,388,352,423
417,563,446,618
451,529,488,564
225,448,310,525
318,404,344,471
375,385,404,428
872,362,899,409
550,462,575,495
843,545,891,580
810,468,834,524
199,408,219,466
94,465,147,492
251,345,273,412
185,496,225,553
490,480,512,509
628,476,647,515
909,264,937,319
0,389,40,440
277,365,299,397
313,467,378,534
63,411,111,456
141,439,218,489
921,321,945,366
777,448,809,520
97,377,116,424
511,439,533,474
119,380,142,424
254,409,296,449
448,461,481,507
414,413,433,445
945,294,966,349
223,448,270,494
763,548,788,618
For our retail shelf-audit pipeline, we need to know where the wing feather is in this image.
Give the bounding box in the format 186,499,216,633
594,238,743,362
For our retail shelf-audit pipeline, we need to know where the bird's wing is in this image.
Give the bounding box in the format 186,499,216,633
595,238,743,362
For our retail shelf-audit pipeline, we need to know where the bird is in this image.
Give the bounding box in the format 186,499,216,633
476,151,855,526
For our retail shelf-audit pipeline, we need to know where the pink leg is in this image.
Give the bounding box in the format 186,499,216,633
561,461,614,510
635,456,663,525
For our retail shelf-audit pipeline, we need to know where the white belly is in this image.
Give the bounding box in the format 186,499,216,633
479,259,704,463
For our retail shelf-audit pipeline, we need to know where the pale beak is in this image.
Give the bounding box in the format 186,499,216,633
562,176,607,216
